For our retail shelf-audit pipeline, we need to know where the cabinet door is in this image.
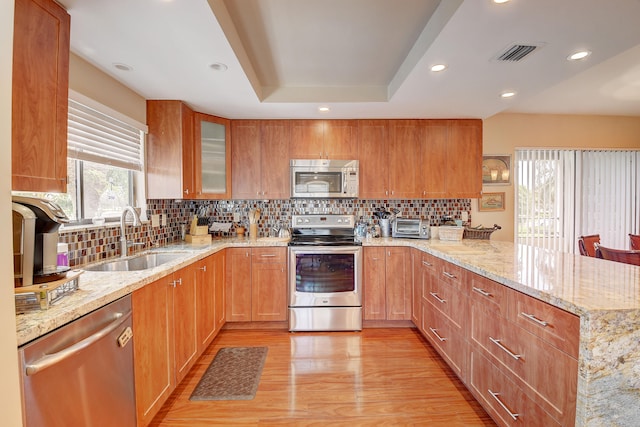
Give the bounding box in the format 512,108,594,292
363,247,386,320
411,250,422,327
146,100,195,198
173,265,198,384
290,120,324,159
231,120,261,199
260,120,291,199
445,120,482,198
251,261,287,321
196,255,216,353
323,120,359,159
132,277,174,426
421,121,448,197
12,0,70,192
388,120,422,198
194,113,231,198
358,120,389,199
225,248,252,322
214,250,226,331
385,247,412,320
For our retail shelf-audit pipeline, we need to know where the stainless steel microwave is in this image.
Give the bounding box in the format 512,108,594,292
290,159,359,198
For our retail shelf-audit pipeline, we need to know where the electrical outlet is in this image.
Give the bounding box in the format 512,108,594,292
151,214,160,228
161,214,167,226
233,212,241,222
461,211,469,222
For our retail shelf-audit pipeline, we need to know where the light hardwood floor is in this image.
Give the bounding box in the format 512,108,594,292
151,327,496,426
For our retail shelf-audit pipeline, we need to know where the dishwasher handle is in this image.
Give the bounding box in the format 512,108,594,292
25,312,130,376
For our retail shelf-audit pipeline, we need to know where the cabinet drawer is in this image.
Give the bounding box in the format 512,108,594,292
438,261,465,292
422,301,467,381
251,247,287,263
419,252,439,273
469,272,508,318
424,277,467,331
470,351,561,427
509,291,579,359
471,306,577,425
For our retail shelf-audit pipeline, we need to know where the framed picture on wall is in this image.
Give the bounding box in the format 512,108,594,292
482,155,511,185
479,192,505,211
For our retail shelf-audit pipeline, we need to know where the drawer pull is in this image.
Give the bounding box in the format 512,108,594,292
260,254,277,257
521,312,549,327
198,266,207,272
442,271,457,279
472,286,492,297
429,327,447,342
489,337,522,360
429,292,446,304
488,389,520,421
422,260,433,267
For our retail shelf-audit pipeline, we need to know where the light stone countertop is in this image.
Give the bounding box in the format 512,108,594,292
15,236,639,426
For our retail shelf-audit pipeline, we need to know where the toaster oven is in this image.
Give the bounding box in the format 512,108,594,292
392,218,430,239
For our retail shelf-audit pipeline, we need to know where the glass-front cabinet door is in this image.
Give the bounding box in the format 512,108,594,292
194,113,231,198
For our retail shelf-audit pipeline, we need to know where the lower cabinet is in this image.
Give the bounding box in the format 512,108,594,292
363,247,412,321
226,247,287,322
132,252,226,427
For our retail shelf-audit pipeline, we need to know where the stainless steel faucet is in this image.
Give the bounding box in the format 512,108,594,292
120,206,142,257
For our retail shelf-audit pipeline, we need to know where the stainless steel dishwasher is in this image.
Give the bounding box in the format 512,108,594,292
19,295,136,427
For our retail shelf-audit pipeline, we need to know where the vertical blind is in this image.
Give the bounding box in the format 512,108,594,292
515,149,640,253
67,99,145,171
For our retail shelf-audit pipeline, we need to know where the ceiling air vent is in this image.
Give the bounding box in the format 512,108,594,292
494,43,543,62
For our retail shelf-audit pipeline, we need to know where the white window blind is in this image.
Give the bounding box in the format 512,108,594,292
67,99,145,171
516,149,640,253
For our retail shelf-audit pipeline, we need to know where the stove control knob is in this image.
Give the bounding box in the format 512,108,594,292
304,218,310,223
337,219,343,223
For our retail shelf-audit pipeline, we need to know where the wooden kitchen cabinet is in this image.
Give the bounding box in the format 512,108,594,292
387,120,423,199
173,264,198,384
194,112,231,199
146,100,195,198
132,276,175,426
12,0,70,192
363,247,412,321
358,120,389,199
214,251,226,331
195,251,226,354
226,247,287,322
231,120,290,199
289,120,358,159
412,250,438,331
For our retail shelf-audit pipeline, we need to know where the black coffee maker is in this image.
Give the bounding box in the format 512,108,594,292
12,195,69,286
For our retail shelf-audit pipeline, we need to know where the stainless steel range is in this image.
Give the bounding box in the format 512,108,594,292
288,214,362,332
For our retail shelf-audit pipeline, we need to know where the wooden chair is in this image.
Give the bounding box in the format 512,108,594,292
630,234,640,250
578,234,600,257
594,244,640,266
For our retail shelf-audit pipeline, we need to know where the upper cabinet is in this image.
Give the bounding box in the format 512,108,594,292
194,113,231,199
146,102,231,199
231,120,290,199
290,120,358,159
358,120,389,199
12,0,70,192
147,100,195,199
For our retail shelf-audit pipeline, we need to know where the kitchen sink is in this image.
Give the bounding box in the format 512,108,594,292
83,252,188,272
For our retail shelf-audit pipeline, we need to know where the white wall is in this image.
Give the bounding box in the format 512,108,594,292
1,1,26,425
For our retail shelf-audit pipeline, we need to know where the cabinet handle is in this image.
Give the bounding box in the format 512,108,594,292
489,337,522,360
472,286,492,297
429,327,447,342
184,189,190,195
422,260,432,267
385,190,389,196
169,280,176,288
199,266,207,272
520,312,549,327
488,389,520,421
442,271,457,279
260,254,276,258
429,292,446,304
172,278,182,287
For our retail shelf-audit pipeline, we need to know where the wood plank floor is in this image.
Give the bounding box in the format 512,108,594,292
151,328,496,426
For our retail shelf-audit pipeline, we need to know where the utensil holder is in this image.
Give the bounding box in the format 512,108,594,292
249,223,258,240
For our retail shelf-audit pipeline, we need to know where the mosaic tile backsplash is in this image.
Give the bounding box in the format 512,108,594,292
61,198,471,267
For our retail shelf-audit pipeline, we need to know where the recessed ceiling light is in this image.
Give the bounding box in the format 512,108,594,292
567,50,591,61
493,0,510,4
430,64,447,72
210,62,228,72
113,63,133,71
318,106,330,112
500,91,517,99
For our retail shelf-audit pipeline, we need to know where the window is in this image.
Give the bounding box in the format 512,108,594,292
515,149,640,253
13,92,147,224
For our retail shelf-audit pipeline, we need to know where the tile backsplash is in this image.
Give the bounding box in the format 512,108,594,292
61,198,471,267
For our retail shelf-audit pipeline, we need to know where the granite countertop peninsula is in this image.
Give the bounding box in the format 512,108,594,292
15,236,640,426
